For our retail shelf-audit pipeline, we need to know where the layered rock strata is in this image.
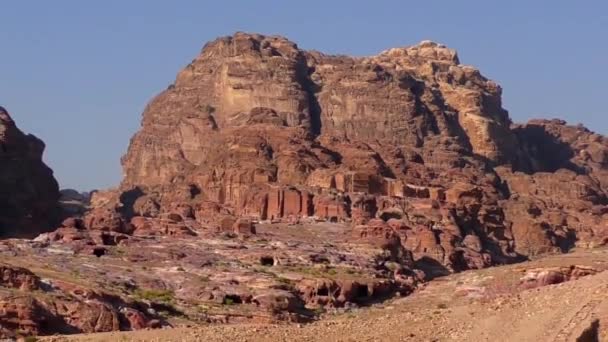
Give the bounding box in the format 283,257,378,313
85,32,608,273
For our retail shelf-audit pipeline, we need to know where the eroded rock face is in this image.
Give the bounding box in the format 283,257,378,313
4,31,606,340
0,264,159,339
0,106,60,237
519,265,598,289
0,264,40,291
118,33,517,209
86,32,608,273
498,120,608,254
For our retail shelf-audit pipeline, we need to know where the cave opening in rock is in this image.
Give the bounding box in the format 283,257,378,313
380,212,403,221
93,247,106,258
224,294,243,304
355,284,369,299
317,286,329,296
100,234,116,246
260,256,274,266
189,184,202,198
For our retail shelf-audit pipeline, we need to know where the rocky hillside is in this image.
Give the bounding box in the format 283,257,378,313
2,32,608,340
41,248,608,342
0,106,59,237
82,32,608,272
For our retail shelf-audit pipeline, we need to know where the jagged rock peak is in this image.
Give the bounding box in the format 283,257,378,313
198,33,461,64
198,32,301,58
377,39,460,64
0,106,60,237
0,105,14,126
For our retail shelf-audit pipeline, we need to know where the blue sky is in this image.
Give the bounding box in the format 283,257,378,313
1,1,606,190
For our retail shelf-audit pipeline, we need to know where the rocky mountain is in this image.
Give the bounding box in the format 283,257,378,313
3,33,607,339
81,32,608,271
0,106,59,237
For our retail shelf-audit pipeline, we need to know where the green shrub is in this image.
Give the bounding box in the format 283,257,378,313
134,289,174,303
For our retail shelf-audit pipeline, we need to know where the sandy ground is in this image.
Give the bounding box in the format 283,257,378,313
43,248,608,342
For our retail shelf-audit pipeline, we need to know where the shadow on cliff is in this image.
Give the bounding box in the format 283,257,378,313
511,124,587,175
414,257,451,280
118,187,145,219
555,228,578,253
295,52,322,137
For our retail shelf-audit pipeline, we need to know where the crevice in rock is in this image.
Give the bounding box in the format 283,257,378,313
295,53,322,138
259,256,275,266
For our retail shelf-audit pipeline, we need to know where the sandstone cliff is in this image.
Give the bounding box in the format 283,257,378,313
0,106,60,237
88,32,608,272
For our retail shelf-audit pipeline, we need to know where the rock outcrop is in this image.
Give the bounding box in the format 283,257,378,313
2,32,604,339
0,263,159,339
519,265,598,289
85,32,608,273
0,106,59,237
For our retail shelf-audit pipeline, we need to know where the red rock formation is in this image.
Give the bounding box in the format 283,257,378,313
0,106,59,237
266,187,313,220
83,32,608,272
295,276,417,309
519,265,598,289
233,218,256,236
0,265,40,291
0,265,159,339
353,218,414,266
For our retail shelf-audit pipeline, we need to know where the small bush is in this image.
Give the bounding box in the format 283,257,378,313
276,277,293,285
222,295,242,305
134,289,175,303
312,307,326,315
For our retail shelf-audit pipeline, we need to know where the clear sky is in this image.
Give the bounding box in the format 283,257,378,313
1,1,606,190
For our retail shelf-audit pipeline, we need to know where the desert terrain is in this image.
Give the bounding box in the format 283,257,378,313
1,33,607,341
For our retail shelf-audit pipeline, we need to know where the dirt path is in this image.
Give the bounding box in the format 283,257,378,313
464,271,607,342
44,249,608,342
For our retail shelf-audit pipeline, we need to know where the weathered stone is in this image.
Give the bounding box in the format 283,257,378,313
519,265,598,289
233,218,256,236
77,32,608,274
0,264,40,291
0,107,59,238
